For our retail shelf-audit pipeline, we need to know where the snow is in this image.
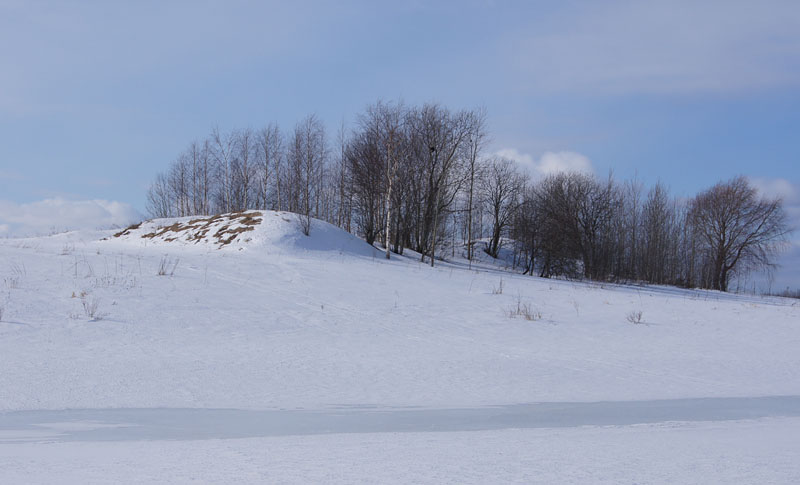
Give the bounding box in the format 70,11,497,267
2,419,800,484
1,210,799,482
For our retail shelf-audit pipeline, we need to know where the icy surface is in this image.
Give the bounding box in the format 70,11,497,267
2,419,800,484
1,396,799,443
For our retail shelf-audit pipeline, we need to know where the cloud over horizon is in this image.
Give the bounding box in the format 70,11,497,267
497,149,594,178
0,198,142,237
748,176,800,240
749,177,799,204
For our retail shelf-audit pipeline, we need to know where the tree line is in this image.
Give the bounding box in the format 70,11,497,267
147,101,790,292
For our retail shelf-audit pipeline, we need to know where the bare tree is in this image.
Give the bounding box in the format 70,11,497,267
210,127,236,214
408,104,473,266
168,152,190,216
335,120,352,232
640,182,677,284
374,101,406,259
511,184,542,275
615,177,643,281
689,176,789,291
255,124,282,210
531,172,583,278
288,115,327,235
480,157,525,258
146,172,173,218
189,140,212,215
232,128,256,211
530,171,619,279
463,108,488,264
346,120,383,245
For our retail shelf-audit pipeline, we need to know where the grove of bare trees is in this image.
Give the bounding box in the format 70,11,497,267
146,101,791,292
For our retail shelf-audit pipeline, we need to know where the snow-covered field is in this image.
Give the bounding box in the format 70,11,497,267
1,211,799,483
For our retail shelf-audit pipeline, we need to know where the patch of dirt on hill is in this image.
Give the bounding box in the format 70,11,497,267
113,222,142,238
113,211,263,248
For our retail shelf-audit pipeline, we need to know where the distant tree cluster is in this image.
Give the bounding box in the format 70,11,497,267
511,173,788,292
147,101,790,292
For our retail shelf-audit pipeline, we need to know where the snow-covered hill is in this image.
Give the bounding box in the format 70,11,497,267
1,211,799,483
110,210,379,257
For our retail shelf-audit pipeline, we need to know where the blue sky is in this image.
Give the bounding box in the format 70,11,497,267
1,0,798,288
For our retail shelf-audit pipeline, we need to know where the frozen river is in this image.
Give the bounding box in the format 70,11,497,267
2,395,800,443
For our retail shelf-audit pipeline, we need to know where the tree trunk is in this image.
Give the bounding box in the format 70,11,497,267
467,163,475,265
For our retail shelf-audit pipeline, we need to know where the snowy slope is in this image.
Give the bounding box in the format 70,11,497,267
1,211,799,483
1,211,799,411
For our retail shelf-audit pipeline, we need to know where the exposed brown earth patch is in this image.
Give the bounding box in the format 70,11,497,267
113,212,262,248
113,222,142,238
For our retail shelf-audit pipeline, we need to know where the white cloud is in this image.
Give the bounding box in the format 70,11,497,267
748,177,799,204
747,176,800,238
0,198,142,237
497,148,593,178
742,176,800,291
